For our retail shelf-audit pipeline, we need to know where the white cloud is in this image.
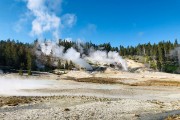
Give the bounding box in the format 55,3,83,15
62,14,77,28
25,0,61,40
15,0,76,40
87,24,97,33
46,0,63,13
13,12,31,33
14,18,26,33
27,0,44,11
80,23,97,36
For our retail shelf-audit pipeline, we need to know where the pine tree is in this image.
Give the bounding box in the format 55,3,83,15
27,50,32,75
65,61,69,70
174,39,178,48
19,63,24,76
58,60,61,69
68,60,74,70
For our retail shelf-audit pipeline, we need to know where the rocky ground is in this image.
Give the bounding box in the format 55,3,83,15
0,60,180,120
0,95,179,120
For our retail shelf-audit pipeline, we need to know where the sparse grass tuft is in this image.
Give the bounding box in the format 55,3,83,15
64,108,70,111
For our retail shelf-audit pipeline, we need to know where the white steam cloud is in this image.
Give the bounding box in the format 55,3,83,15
0,77,57,96
170,46,180,64
37,41,93,70
26,0,60,39
62,14,77,28
86,50,128,71
23,0,76,40
36,40,128,71
64,48,92,70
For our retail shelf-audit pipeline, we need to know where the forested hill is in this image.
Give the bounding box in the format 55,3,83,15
120,39,179,57
0,39,179,74
120,39,179,73
0,39,119,73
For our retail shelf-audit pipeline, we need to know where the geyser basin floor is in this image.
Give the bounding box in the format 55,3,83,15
0,75,180,102
0,71,180,120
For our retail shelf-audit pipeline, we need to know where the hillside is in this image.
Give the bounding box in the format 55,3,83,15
0,40,180,74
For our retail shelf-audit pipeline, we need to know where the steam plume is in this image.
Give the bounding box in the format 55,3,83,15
37,41,93,70
23,0,76,40
36,40,128,71
170,46,180,64
25,0,60,39
86,50,128,71
0,77,57,96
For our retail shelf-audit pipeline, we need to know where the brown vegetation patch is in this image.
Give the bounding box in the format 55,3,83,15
165,115,180,120
131,80,180,87
66,76,180,87
0,96,121,107
74,77,123,84
0,97,33,107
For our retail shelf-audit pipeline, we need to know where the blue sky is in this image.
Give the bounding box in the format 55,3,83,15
0,0,180,47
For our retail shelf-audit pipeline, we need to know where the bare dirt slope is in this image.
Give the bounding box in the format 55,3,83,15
126,59,145,69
